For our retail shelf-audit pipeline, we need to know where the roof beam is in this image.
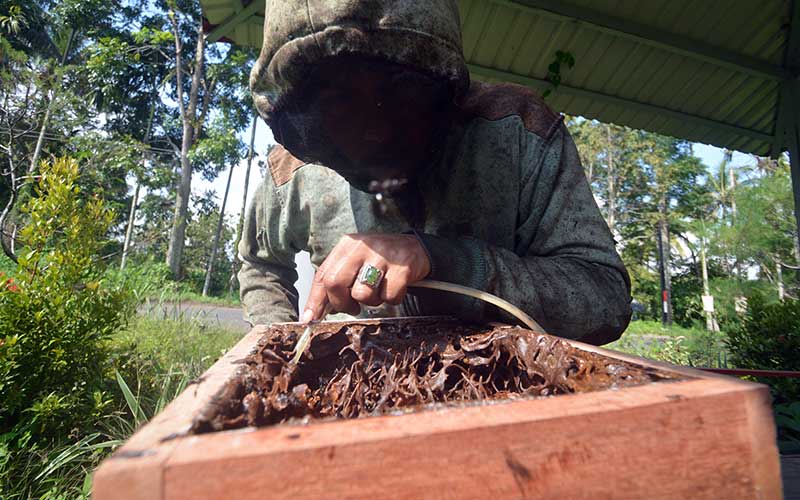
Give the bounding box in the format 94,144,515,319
784,81,800,245
491,0,791,81
788,0,800,70
771,83,790,158
769,0,800,157
467,63,773,144
207,1,260,43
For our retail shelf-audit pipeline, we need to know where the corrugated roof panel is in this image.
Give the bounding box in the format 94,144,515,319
199,0,794,156
491,11,529,70
461,1,494,61
472,7,517,66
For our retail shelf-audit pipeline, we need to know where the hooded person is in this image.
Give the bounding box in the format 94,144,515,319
240,0,632,344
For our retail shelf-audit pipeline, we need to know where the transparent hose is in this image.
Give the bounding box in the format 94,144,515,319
409,279,544,332
292,279,545,364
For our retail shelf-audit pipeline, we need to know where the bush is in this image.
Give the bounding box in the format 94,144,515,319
0,158,132,498
725,293,800,404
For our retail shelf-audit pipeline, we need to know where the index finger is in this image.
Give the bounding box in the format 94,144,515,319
302,268,330,323
300,238,352,322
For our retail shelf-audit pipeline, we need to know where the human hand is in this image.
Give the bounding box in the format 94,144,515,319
301,234,431,323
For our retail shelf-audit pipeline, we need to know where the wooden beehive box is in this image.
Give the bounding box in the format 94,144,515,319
93,317,782,499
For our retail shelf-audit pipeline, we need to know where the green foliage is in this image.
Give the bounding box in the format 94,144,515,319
0,252,14,277
775,402,800,453
725,294,800,404
718,162,797,292
609,334,691,365
103,314,242,438
190,116,245,180
669,270,704,327
0,4,26,34
0,158,132,499
182,191,236,295
611,321,728,368
1,158,132,436
105,257,175,303
542,50,575,98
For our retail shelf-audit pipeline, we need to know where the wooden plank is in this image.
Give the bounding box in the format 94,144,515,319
93,325,270,500
161,378,779,499
94,320,782,500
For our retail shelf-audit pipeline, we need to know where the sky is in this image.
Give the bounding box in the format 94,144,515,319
194,119,317,309
193,122,764,312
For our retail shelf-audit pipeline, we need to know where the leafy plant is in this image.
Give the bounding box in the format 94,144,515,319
542,50,575,98
725,293,800,404
775,402,800,453
0,158,132,498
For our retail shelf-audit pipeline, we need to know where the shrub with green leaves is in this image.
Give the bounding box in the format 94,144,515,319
0,158,132,470
725,293,800,404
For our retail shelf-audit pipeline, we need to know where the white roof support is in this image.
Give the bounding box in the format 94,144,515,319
494,0,792,81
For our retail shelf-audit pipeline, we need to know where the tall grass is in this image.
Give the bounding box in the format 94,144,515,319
105,259,240,307
1,312,244,499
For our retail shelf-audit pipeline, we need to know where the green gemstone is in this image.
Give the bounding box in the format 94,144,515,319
361,266,382,286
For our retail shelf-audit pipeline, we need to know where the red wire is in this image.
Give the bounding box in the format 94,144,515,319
697,367,800,378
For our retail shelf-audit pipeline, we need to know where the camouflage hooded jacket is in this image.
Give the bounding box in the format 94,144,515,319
240,0,632,343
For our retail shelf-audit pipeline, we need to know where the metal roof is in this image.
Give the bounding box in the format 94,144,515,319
202,0,799,158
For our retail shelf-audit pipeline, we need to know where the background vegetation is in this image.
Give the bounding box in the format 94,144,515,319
0,0,798,497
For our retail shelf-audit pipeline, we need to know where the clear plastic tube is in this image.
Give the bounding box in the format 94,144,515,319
409,279,544,332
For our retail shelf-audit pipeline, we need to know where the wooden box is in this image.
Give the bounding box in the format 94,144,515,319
93,318,782,499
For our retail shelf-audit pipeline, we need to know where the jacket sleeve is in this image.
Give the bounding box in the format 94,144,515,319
417,124,632,344
237,178,300,326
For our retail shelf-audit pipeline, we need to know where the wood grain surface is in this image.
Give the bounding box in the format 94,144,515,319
93,321,783,500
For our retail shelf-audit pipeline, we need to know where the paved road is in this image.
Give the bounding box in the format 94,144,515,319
139,301,251,333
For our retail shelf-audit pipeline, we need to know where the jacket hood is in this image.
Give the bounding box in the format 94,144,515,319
249,0,469,126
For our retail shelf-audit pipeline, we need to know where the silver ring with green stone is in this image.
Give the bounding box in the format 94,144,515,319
357,264,384,289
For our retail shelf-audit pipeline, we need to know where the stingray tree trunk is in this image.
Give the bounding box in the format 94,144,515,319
229,115,258,295
202,161,235,297
166,16,205,279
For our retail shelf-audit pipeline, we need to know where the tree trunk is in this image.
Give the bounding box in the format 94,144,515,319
229,115,258,295
121,91,157,270
29,28,75,176
656,201,673,325
605,125,616,233
120,182,140,270
727,153,737,225
777,258,785,300
794,233,800,267
699,223,719,332
0,141,18,261
2,29,75,260
203,161,235,296
793,234,800,292
166,19,205,279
